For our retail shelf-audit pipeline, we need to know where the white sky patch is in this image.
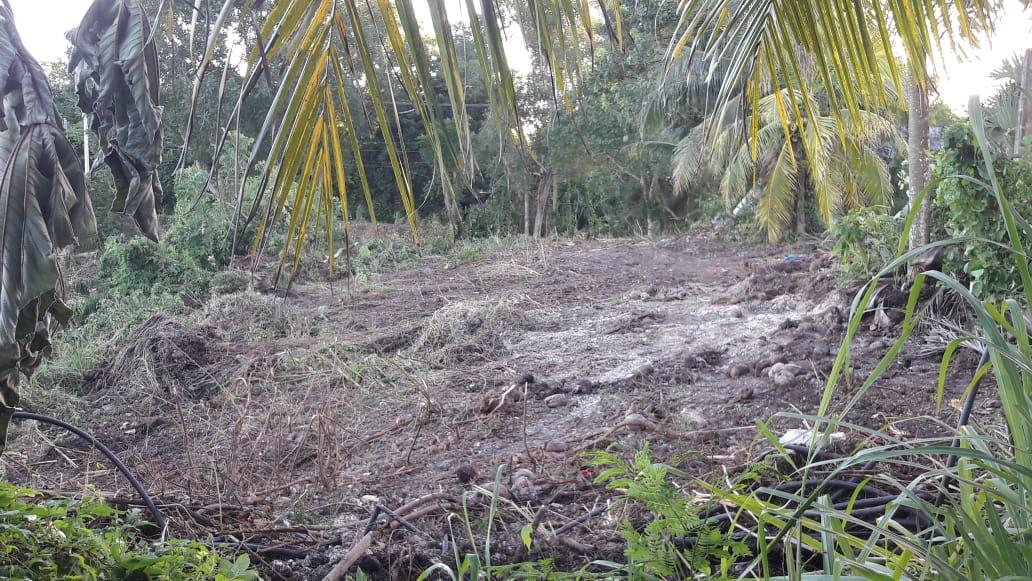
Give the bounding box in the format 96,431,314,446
5,0,1026,113
8,0,93,63
936,0,1031,113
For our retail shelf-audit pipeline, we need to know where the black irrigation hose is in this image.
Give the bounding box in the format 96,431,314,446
697,348,994,545
780,443,844,462
934,348,992,507
11,411,168,533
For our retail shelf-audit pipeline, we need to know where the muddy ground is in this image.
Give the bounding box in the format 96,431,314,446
1,232,1000,579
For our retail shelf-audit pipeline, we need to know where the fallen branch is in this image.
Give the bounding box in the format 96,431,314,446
322,532,372,581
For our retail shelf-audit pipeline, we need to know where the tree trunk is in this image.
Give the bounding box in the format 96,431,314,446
523,185,531,236
647,172,661,237
443,177,460,239
907,71,931,251
795,192,807,236
550,171,559,236
1016,48,1032,155
533,170,553,238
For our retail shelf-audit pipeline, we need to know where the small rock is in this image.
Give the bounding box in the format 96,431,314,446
623,413,649,431
778,318,799,330
544,440,569,452
512,468,536,481
727,387,754,403
772,370,797,387
728,363,752,379
456,464,478,484
545,394,570,408
573,379,596,393
729,306,744,318
512,476,539,499
812,343,831,357
768,362,802,378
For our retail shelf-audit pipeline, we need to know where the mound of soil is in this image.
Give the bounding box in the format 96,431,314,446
87,315,222,399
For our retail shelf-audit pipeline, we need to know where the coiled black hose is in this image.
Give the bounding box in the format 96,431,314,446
697,346,993,538
11,410,168,533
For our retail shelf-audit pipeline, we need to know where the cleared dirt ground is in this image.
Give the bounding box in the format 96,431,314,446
1,232,999,579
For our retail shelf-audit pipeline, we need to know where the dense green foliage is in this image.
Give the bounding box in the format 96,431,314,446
830,206,902,280
0,482,257,580
933,121,1032,299
585,445,750,578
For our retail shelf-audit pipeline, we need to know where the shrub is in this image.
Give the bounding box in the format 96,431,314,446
932,120,1032,299
0,482,258,580
829,206,901,280
585,445,750,578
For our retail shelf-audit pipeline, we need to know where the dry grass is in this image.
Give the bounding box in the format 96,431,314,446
407,294,536,366
203,291,318,340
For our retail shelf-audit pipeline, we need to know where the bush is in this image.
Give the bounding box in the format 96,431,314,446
932,120,1032,299
97,237,213,297
0,482,258,580
829,206,901,280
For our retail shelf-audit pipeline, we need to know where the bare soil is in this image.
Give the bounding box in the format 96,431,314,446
1,232,1002,579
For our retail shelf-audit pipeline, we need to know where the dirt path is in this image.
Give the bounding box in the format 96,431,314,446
2,233,998,579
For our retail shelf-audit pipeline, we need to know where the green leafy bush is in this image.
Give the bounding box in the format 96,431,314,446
97,238,212,297
584,445,750,578
0,482,258,580
933,120,1032,299
829,206,901,280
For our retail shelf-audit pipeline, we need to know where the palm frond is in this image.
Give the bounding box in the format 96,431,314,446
755,142,798,241
188,0,617,267
671,0,996,151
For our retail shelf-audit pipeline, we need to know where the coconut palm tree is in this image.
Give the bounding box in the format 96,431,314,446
668,0,997,251
672,80,903,240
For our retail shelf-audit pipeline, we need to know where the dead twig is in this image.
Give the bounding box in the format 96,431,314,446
321,532,372,581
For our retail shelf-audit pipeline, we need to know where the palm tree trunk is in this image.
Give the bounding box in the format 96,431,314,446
795,192,807,236
523,188,530,236
1016,48,1032,155
907,71,931,251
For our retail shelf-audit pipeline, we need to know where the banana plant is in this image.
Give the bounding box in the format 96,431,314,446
0,1,98,445
67,0,163,242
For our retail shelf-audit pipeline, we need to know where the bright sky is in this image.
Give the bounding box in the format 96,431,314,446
7,0,1029,114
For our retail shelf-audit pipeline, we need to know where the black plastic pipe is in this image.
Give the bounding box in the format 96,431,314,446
11,410,167,533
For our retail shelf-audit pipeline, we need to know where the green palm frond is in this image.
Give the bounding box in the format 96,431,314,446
671,0,996,149
755,142,798,241
185,0,620,272
803,116,844,224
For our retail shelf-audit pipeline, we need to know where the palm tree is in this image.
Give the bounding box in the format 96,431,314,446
667,0,996,250
672,80,903,241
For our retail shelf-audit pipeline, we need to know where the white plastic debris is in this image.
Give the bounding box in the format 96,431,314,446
779,428,845,448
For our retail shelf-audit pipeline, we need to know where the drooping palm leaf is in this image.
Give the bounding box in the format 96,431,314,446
675,64,901,240
186,0,619,272
0,2,97,445
670,0,996,152
67,0,163,242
